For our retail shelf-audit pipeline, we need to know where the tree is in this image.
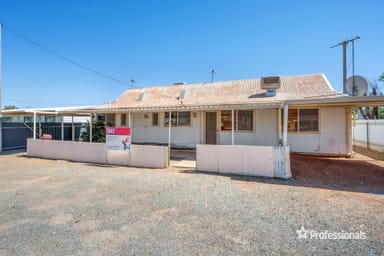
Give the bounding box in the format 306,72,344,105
359,77,383,119
379,72,384,82
3,105,18,110
80,120,106,143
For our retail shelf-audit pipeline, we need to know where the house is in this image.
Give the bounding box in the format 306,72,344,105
15,73,384,178
85,73,383,156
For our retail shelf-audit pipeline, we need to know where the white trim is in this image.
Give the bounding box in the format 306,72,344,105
283,104,288,146
168,111,171,164
61,114,64,141
231,110,235,145
33,112,37,140
278,107,282,143
89,114,93,143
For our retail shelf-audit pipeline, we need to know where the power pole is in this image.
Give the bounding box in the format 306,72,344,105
331,36,360,94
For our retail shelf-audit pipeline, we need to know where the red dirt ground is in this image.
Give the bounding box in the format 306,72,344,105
291,147,384,194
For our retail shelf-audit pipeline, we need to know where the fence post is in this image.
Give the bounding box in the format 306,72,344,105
33,112,37,140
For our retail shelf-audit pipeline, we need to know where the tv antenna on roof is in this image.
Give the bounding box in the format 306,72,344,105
211,69,215,83
130,79,136,88
331,36,361,94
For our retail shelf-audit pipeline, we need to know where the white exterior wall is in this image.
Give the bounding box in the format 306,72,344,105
27,139,168,168
118,107,348,155
196,144,291,178
287,107,347,155
353,120,384,152
219,109,279,146
131,112,201,148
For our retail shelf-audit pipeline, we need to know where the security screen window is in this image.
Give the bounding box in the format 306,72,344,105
177,112,191,126
152,113,159,126
237,110,253,131
164,112,177,126
299,109,319,132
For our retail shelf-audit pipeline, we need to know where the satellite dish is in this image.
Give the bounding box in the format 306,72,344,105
345,75,368,96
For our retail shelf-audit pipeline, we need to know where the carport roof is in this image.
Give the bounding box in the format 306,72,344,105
0,106,95,116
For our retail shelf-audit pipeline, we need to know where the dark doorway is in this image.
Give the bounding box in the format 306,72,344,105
205,112,217,144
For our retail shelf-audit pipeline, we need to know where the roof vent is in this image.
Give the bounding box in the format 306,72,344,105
137,93,149,102
178,89,189,100
173,82,186,85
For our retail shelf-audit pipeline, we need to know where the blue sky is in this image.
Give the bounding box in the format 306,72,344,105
0,0,383,108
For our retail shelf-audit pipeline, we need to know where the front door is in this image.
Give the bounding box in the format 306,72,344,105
205,112,217,144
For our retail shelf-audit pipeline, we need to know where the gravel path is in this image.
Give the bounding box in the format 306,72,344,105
0,152,383,255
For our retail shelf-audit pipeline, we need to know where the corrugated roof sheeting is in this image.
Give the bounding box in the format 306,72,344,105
99,74,341,112
52,74,383,114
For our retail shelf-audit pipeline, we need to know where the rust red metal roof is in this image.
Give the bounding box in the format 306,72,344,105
98,74,342,111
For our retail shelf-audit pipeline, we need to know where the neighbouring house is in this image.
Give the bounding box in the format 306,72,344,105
0,106,93,150
1,107,93,123
75,73,383,156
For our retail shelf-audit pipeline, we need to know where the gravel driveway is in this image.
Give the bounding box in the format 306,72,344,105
0,151,383,255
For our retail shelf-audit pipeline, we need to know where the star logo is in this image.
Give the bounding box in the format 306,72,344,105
296,226,309,239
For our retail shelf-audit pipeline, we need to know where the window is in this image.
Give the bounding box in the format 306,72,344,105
121,114,126,126
238,110,253,131
220,110,254,131
178,112,191,126
1,117,12,123
152,113,159,126
164,112,177,126
221,110,236,131
164,112,191,126
299,109,319,132
24,116,32,123
286,108,319,132
44,116,56,123
106,114,115,127
288,109,298,132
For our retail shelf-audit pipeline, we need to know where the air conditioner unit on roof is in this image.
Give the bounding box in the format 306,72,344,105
261,76,281,90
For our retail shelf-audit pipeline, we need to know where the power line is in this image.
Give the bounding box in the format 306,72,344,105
1,23,139,89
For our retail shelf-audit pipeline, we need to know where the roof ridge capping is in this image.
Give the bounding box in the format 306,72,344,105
319,73,338,93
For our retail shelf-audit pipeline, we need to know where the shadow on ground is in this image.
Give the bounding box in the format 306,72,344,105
179,150,384,195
